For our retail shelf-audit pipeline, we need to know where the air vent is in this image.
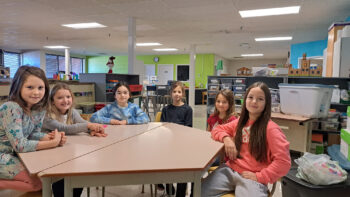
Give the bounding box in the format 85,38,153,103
233,56,243,59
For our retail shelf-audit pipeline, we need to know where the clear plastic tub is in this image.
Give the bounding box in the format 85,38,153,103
279,84,334,118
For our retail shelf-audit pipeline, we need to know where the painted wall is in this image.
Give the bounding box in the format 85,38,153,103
87,54,215,87
227,58,287,76
290,40,327,68
23,51,41,67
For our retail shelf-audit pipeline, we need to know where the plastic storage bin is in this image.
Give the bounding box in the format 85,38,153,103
233,78,246,84
278,84,334,118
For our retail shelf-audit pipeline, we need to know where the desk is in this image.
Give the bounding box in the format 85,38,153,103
271,113,314,153
19,123,223,197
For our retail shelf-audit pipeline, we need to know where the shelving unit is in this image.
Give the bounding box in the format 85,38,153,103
79,73,140,103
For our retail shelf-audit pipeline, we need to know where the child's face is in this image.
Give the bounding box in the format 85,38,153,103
246,87,266,118
216,94,229,114
21,75,45,109
115,86,130,106
53,89,73,114
172,86,183,103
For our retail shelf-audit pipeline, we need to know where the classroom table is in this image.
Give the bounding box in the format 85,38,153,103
19,123,163,174
19,123,223,197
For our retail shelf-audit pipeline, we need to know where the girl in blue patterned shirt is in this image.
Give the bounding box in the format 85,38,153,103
0,66,65,192
90,81,149,125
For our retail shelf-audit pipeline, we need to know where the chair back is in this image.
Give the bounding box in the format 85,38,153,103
155,112,162,122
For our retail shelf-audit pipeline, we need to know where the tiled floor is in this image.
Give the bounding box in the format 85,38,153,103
0,104,284,197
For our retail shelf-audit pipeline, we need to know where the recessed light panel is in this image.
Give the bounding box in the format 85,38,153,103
239,6,300,18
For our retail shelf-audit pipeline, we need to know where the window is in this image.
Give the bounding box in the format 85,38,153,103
4,51,21,78
177,64,189,81
45,54,84,78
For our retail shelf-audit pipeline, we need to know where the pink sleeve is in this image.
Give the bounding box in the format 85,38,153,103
256,123,291,184
211,119,238,142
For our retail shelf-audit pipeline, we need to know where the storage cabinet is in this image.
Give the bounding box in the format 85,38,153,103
79,73,140,103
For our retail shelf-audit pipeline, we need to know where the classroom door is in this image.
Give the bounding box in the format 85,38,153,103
157,64,173,85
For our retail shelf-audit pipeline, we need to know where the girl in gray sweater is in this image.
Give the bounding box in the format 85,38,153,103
42,83,107,197
42,83,106,136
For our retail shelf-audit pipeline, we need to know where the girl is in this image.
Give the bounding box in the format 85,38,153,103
42,83,107,137
160,81,193,197
202,82,291,197
42,83,107,197
0,66,65,192
207,89,237,132
90,81,149,124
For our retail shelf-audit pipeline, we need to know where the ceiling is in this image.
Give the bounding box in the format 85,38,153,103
0,0,350,59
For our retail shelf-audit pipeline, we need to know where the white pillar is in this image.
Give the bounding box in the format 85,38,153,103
40,50,46,72
65,48,70,75
189,44,196,108
128,17,136,74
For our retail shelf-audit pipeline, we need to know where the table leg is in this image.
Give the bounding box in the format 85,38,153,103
193,172,202,197
41,177,52,197
64,177,73,197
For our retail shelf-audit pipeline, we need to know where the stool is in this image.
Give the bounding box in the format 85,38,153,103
202,91,207,104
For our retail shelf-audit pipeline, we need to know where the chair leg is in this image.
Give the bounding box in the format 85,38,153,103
150,184,153,197
141,184,145,193
87,187,90,197
102,186,105,197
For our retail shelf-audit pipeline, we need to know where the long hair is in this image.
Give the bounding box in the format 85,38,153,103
213,89,235,123
234,82,271,162
9,66,50,114
47,83,75,124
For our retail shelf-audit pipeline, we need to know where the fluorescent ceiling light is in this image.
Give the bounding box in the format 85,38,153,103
136,43,162,46
239,6,300,18
241,54,264,57
62,22,106,29
44,46,69,49
255,36,293,41
153,48,178,51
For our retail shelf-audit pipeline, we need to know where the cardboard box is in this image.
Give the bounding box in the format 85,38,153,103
340,129,350,161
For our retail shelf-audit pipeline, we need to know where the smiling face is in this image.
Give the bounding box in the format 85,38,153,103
53,89,73,114
115,85,130,107
215,94,229,115
245,87,266,120
20,75,45,109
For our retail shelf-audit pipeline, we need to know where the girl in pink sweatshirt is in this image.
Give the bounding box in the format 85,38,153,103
202,82,291,197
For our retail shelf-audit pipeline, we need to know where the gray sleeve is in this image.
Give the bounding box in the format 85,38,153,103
72,109,88,124
42,112,89,135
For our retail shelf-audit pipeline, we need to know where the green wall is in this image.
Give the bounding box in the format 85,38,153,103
87,54,215,87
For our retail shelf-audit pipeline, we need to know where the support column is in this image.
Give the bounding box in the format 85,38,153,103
128,17,136,74
189,44,196,108
65,48,70,75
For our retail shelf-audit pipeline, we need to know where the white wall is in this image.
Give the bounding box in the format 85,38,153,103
214,55,232,75
228,58,287,76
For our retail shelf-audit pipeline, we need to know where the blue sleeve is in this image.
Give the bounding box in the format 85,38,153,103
29,111,46,140
1,103,38,153
90,105,112,124
127,104,149,124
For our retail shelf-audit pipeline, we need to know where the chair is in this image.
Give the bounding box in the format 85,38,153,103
208,166,276,197
155,111,162,122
